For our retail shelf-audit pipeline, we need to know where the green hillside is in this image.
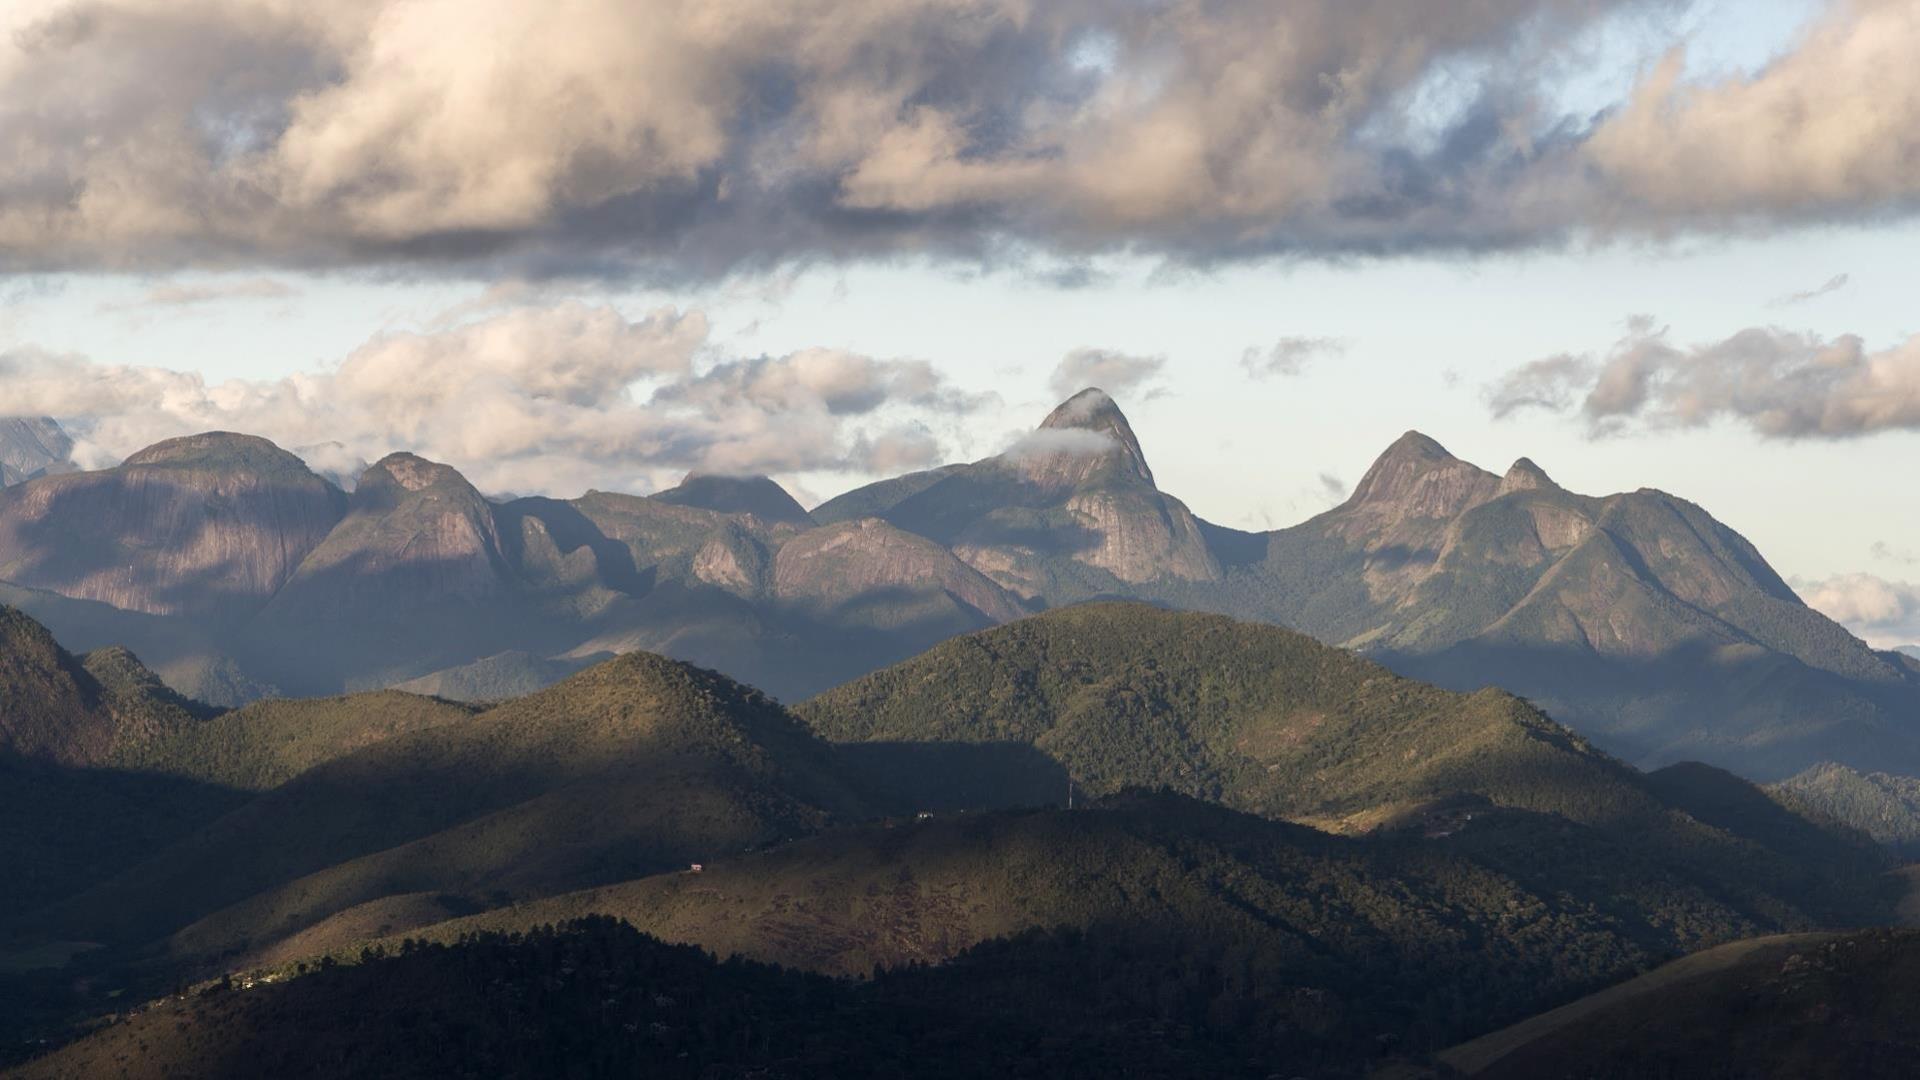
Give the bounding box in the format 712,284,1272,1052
228,793,1883,1074
0,761,245,927
42,653,872,958
7,918,1277,1080
1465,929,1920,1079
110,691,479,791
799,604,1891,927
1771,762,1920,855
0,606,207,766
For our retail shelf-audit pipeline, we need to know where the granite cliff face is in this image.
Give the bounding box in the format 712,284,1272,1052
0,417,77,487
0,397,1912,779
772,517,1023,630
1253,433,1920,777
834,388,1219,598
0,433,346,620
264,453,511,620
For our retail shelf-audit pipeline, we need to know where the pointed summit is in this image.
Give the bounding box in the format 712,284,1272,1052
1345,431,1499,518
1499,456,1557,496
1030,387,1154,487
359,452,474,495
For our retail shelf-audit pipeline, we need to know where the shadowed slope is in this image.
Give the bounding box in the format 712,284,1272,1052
0,433,346,621
799,603,1891,927
41,652,871,954
1466,929,1920,1079
0,606,203,766
111,691,479,792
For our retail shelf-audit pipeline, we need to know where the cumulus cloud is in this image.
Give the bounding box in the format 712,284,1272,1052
0,297,983,493
1048,348,1164,400
1485,352,1597,419
1,0,1913,277
1799,572,1920,649
1585,0,1920,224
1241,336,1345,379
1769,273,1850,308
1485,316,1920,438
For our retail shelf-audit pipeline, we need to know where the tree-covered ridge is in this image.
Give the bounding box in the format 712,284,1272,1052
799,603,1892,928
1467,929,1920,1080
28,794,1901,1079
802,603,1676,823
1771,762,1920,855
0,606,204,765
5,917,1326,1080
109,690,479,792
371,791,1845,994
34,651,875,957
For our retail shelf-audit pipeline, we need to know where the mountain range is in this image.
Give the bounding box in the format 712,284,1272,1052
0,596,1901,1078
0,393,1913,785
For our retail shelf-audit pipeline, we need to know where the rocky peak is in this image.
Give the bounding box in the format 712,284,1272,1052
1017,387,1155,488
122,432,318,478
360,452,470,495
1345,431,1499,518
1498,457,1558,496
654,473,812,525
0,416,76,482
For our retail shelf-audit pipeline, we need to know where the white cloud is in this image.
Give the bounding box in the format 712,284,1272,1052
1769,272,1850,308
1800,572,1920,649
1241,336,1345,379
1586,0,1920,223
1048,347,1164,400
0,295,985,493
2,0,1914,275
1485,318,1920,438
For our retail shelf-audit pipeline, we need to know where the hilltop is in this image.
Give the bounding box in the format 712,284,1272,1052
0,605,202,766
38,651,871,960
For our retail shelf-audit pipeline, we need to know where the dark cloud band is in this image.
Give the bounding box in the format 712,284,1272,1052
0,0,1910,279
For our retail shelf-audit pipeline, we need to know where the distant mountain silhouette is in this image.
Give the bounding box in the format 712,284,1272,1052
652,472,813,525
0,393,1911,780
0,417,77,488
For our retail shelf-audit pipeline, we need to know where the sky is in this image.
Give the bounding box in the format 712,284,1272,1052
1,0,1918,645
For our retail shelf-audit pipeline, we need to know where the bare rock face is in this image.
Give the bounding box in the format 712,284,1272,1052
692,523,772,597
0,432,346,619
0,417,77,486
857,388,1220,593
773,518,1023,629
1062,489,1220,584
1339,432,1503,533
263,453,510,621
1497,457,1557,497
1020,387,1155,489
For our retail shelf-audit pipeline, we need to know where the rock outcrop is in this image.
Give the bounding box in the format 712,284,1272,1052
0,432,346,619
0,417,77,486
